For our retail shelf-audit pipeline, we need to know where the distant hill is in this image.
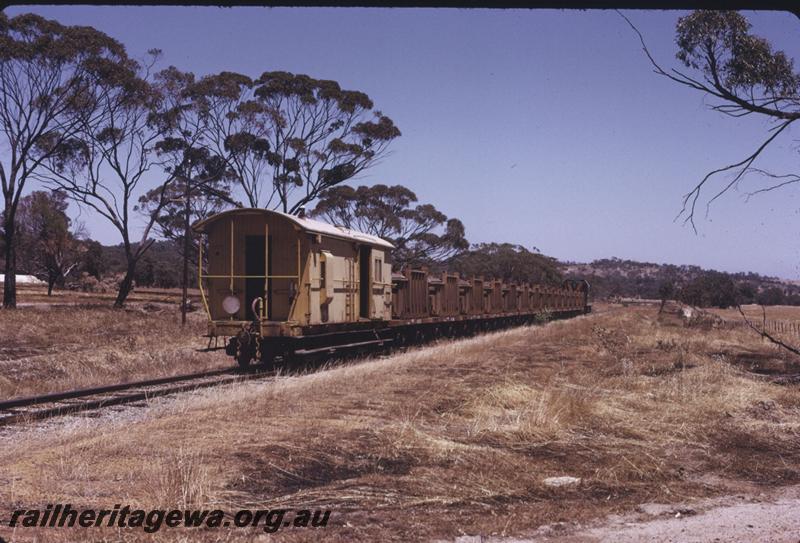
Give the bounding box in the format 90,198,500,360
561,257,800,306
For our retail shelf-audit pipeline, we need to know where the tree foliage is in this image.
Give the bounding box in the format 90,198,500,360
77,239,187,290
0,12,132,307
1,13,402,308
181,70,400,213
37,50,181,307
311,184,468,268
80,239,106,280
137,163,231,262
13,190,84,294
679,270,738,309
564,258,800,307
675,11,798,100
138,74,237,263
173,70,270,209
756,286,786,306
448,243,563,285
621,10,800,229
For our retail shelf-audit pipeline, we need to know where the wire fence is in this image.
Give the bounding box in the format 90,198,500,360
719,316,800,339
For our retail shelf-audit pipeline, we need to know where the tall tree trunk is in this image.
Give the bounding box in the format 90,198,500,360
47,275,55,296
114,261,137,308
2,207,17,309
181,186,190,326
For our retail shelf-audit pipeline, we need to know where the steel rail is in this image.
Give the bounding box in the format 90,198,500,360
0,367,274,426
0,368,239,410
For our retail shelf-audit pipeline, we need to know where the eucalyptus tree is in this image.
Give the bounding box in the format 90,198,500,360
184,71,271,208
311,184,468,268
14,190,83,295
0,12,132,307
449,243,563,286
622,10,800,352
38,51,178,307
139,67,237,323
141,67,238,246
138,146,233,324
139,142,234,258
187,70,401,213
621,10,800,229
253,71,401,214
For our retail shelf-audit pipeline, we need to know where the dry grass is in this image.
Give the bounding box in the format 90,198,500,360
8,284,201,305
0,306,799,542
0,303,228,399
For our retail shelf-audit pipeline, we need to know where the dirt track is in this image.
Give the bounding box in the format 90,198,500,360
506,484,800,542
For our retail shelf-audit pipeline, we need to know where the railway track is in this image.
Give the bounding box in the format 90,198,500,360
0,367,274,426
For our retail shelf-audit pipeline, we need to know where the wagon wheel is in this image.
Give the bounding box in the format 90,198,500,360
235,329,254,368
259,348,278,368
236,350,252,368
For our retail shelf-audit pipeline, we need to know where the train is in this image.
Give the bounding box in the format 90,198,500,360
192,208,591,366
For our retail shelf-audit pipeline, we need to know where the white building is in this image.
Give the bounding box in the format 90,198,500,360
0,274,46,285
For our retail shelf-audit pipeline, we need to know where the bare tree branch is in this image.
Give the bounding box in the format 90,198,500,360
737,304,800,356
744,169,800,200
618,10,800,232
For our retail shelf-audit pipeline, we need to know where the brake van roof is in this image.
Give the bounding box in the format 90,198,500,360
192,208,394,249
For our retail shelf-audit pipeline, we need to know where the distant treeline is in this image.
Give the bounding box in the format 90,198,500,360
563,258,800,308
6,232,798,309
4,238,564,293
0,236,190,293
3,191,795,309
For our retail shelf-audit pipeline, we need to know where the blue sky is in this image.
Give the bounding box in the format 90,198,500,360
4,7,800,278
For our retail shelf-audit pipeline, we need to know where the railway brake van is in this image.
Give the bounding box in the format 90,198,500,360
194,208,394,365
194,208,590,367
